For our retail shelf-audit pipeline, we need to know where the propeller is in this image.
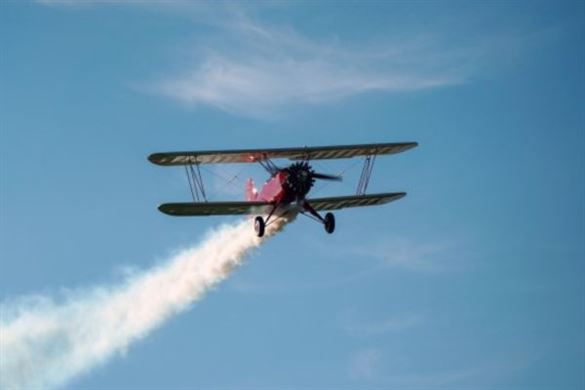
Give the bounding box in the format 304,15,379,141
312,172,342,181
284,162,342,197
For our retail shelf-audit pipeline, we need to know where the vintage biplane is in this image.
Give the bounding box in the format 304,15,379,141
149,142,417,237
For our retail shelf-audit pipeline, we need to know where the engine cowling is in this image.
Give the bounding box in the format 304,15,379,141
284,161,315,197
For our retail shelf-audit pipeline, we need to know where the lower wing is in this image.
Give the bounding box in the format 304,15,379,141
158,192,406,216
158,201,272,216
308,192,406,211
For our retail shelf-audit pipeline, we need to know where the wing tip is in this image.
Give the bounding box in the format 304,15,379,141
148,153,165,165
158,203,182,216
383,192,406,202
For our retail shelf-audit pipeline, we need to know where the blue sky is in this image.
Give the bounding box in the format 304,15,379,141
1,1,584,389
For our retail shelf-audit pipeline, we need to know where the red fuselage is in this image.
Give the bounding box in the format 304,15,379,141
256,172,291,203
246,170,308,205
246,162,320,206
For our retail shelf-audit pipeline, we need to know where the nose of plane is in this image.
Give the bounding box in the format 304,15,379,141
285,162,315,196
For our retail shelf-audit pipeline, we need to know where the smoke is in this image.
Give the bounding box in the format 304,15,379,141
0,214,295,389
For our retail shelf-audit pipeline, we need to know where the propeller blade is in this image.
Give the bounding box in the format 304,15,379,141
312,172,342,181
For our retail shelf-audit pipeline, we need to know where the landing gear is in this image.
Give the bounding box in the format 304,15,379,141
324,212,335,234
254,202,280,237
301,200,336,234
254,216,265,237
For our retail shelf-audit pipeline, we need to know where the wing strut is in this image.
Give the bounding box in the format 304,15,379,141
185,161,207,202
258,155,279,175
356,154,376,195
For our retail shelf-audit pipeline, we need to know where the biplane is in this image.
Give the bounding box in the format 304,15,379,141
148,142,417,237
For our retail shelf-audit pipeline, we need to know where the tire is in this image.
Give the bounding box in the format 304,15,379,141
324,212,335,234
254,216,265,237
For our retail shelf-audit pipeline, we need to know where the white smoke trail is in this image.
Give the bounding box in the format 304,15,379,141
0,215,294,390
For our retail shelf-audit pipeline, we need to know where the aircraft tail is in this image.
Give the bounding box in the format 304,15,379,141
245,178,258,201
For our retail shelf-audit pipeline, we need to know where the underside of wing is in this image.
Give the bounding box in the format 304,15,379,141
308,192,406,211
148,142,418,166
158,201,272,216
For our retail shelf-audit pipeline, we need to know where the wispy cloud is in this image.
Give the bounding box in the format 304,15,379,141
380,349,543,389
37,1,552,119
347,347,542,388
228,236,468,295
349,347,382,381
39,0,564,122
155,18,469,118
386,367,484,389
351,237,467,272
341,309,424,336
38,0,141,6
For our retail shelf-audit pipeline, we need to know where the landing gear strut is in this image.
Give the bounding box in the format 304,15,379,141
301,200,336,234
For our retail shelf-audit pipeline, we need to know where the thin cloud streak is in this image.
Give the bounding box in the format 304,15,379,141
349,348,382,381
351,238,467,272
228,236,468,295
155,18,470,118
342,310,424,336
158,56,456,117
37,0,556,119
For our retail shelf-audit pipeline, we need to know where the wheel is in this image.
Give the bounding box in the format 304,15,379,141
324,212,335,234
254,216,265,237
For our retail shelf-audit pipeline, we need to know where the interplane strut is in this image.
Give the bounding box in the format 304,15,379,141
356,154,377,195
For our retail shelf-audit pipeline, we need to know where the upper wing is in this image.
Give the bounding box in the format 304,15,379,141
308,192,406,211
148,142,418,166
158,201,272,216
